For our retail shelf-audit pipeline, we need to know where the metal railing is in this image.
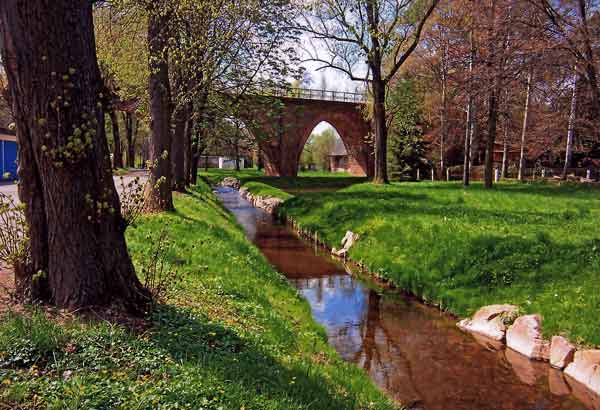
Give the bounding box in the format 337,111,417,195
260,87,368,103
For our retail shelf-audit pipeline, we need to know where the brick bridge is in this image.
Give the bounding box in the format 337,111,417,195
240,88,373,177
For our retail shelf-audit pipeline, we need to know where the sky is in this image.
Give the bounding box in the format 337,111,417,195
299,43,367,136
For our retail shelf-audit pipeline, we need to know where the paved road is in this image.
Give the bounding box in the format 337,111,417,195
0,170,148,205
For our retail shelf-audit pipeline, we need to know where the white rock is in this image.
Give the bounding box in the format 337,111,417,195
565,350,600,395
550,336,576,370
341,231,359,250
457,304,519,341
221,177,240,189
506,314,550,361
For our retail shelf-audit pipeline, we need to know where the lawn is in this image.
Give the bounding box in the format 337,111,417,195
0,180,395,410
204,170,600,346
202,169,364,198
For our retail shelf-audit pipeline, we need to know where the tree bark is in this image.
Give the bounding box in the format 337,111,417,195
440,37,449,179
184,103,193,186
145,7,174,211
366,0,389,185
563,69,578,179
501,116,509,178
0,0,147,311
483,1,499,189
483,85,499,188
109,108,123,169
371,76,389,184
171,102,187,192
123,111,136,168
518,68,533,181
463,28,475,186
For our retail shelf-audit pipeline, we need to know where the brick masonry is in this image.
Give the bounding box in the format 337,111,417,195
241,97,373,177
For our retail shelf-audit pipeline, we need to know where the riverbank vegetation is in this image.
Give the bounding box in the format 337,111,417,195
0,181,395,410
205,170,600,346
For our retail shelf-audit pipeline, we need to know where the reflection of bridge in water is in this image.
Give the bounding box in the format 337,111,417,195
240,87,373,177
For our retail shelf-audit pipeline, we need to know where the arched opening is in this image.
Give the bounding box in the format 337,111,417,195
299,121,349,173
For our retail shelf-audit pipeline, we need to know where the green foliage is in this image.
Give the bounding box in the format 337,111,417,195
0,180,394,410
300,128,338,171
0,311,66,368
386,78,429,181
265,179,600,346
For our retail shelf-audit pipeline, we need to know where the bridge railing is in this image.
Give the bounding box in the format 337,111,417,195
261,87,368,103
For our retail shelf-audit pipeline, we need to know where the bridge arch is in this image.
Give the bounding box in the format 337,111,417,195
243,95,373,177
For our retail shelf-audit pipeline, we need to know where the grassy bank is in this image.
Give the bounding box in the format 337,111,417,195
202,169,364,198
0,181,395,409
285,181,600,345
203,170,600,346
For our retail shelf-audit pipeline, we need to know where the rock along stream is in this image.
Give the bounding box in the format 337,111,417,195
216,187,590,410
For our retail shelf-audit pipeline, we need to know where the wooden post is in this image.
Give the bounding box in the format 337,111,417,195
494,167,500,182
416,168,420,181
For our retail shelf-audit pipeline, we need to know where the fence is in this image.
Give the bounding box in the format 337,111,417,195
259,87,368,104
445,165,599,181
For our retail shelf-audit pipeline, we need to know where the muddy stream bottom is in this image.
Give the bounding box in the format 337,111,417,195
216,187,592,410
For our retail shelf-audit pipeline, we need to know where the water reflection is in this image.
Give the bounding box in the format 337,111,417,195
216,187,590,410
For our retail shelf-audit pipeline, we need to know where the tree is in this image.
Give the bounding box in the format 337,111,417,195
299,0,440,184
517,67,533,181
303,129,338,170
387,78,427,180
95,4,149,169
563,67,579,178
145,3,174,211
0,0,147,311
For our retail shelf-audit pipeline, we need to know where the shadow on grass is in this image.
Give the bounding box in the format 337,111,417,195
242,176,368,194
149,304,363,409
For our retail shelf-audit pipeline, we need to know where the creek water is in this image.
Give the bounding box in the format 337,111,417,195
216,187,592,410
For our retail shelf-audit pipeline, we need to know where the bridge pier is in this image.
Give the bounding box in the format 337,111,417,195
243,96,373,178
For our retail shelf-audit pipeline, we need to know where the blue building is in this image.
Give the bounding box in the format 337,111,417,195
1,128,17,180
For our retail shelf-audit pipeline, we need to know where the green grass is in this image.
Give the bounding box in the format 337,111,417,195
203,170,600,346
0,181,395,410
201,169,365,196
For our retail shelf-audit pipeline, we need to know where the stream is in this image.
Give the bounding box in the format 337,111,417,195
216,187,591,410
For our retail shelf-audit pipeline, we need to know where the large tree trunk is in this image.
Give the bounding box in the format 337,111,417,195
469,100,480,166
562,69,578,179
518,68,533,181
123,111,136,168
440,39,449,179
109,108,123,169
184,103,193,186
483,1,499,189
371,75,389,184
501,116,509,178
145,8,174,211
171,102,187,192
463,29,475,187
483,84,499,188
0,0,147,311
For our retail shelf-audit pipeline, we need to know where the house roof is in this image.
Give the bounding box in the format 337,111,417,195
329,138,347,156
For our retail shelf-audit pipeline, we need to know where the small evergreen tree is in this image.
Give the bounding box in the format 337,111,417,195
387,79,429,181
